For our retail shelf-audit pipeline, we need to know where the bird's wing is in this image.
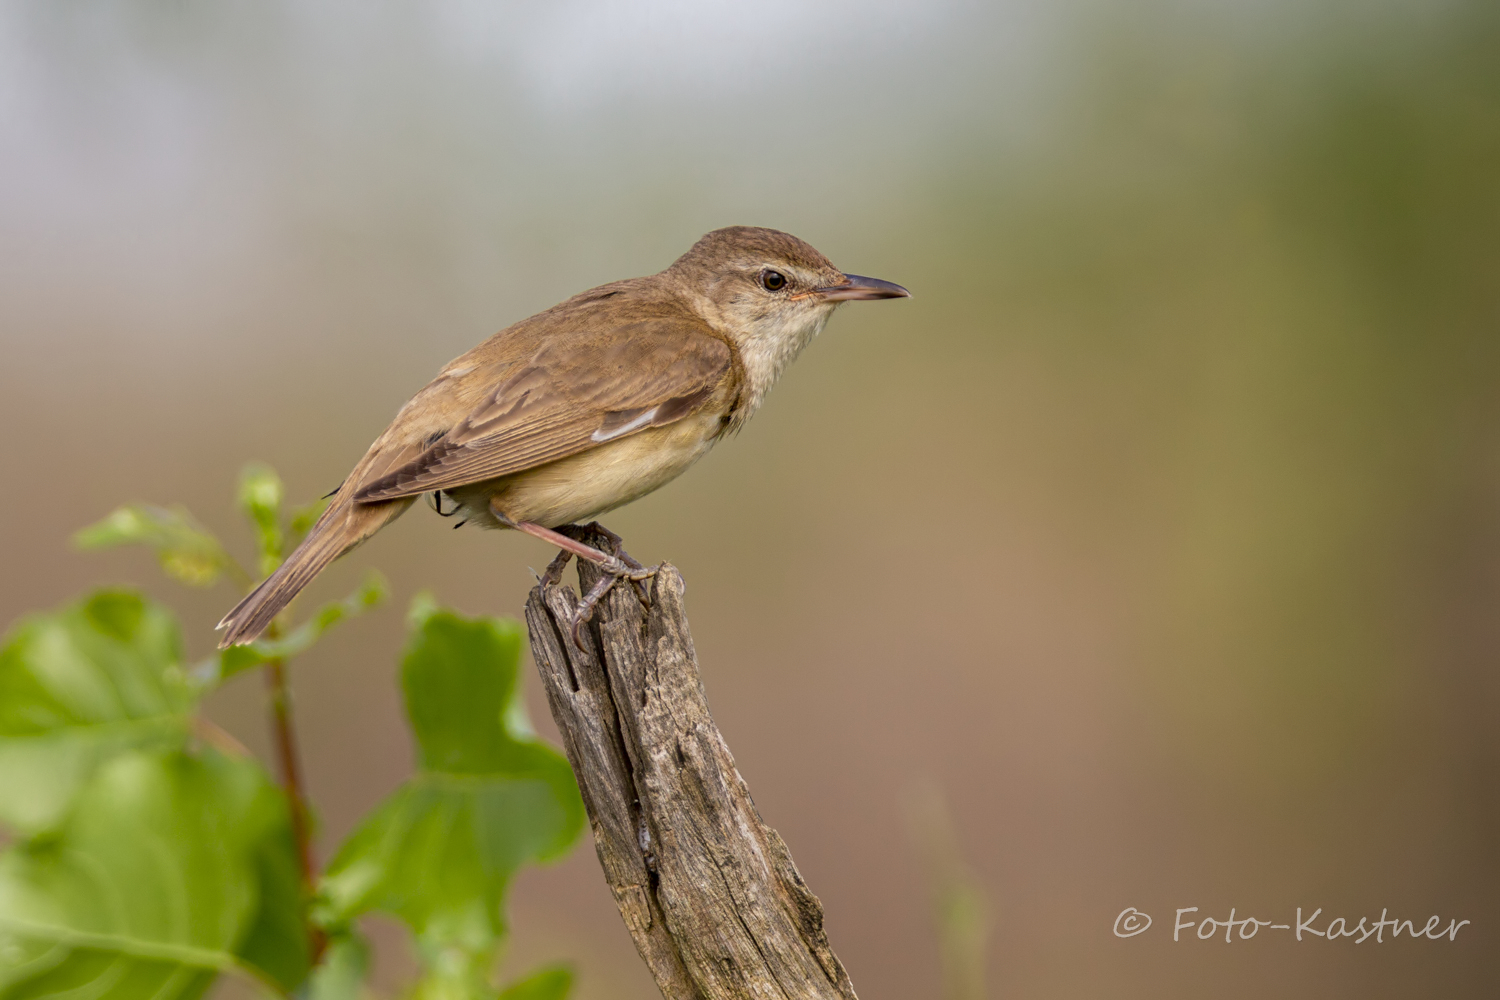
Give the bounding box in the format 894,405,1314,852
353,321,731,502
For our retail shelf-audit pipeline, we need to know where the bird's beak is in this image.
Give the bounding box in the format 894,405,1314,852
811,273,911,302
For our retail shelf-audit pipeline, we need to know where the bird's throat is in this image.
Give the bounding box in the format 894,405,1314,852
734,309,832,419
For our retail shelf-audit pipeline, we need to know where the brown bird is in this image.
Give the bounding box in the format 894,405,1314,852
217,226,908,647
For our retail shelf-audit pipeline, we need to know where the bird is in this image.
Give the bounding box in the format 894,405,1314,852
217,226,908,647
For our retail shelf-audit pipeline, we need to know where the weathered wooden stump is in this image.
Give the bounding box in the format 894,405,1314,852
524,532,858,1000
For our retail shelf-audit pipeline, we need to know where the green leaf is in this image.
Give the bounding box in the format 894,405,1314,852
0,747,309,998
318,608,583,976
409,960,495,1000
0,590,195,834
306,933,370,1000
234,790,312,991
193,573,390,687
238,464,286,579
498,964,572,1000
202,644,271,688
407,957,573,1000
74,506,236,588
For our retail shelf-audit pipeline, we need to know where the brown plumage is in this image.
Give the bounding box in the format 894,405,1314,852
218,226,908,646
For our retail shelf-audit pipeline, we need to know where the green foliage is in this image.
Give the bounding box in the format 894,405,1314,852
306,933,370,1000
1,465,584,999
0,590,194,834
496,965,573,1000
319,606,585,998
0,749,305,997
194,572,390,687
906,785,987,1000
238,464,287,578
0,592,308,998
74,506,236,588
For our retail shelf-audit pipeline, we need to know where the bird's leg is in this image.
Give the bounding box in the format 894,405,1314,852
492,503,657,645
503,517,652,579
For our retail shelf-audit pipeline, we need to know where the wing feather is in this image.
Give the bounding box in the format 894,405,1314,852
354,321,729,502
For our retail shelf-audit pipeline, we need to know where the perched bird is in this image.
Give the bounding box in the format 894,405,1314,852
218,226,908,646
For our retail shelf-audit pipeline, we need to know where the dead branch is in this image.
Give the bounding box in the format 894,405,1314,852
524,532,858,1000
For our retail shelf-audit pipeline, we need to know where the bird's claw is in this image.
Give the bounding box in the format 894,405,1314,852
598,540,656,606
566,558,661,648
597,552,658,581
538,548,574,588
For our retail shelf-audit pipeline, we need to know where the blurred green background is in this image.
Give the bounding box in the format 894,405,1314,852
1,1,1495,996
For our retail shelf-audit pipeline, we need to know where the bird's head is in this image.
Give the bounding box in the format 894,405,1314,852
664,226,908,404
667,225,907,345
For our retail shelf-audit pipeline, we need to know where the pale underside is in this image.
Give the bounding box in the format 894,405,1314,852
446,400,729,528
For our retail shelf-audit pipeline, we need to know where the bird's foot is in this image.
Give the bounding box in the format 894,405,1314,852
567,521,656,593
502,513,658,646
560,524,659,646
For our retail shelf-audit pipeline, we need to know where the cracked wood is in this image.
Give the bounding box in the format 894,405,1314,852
524,537,858,1000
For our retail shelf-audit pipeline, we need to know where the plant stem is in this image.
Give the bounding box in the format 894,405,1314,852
193,716,253,758
264,657,314,877
261,620,326,963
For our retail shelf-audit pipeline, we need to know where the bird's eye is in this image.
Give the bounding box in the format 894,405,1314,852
760,270,787,292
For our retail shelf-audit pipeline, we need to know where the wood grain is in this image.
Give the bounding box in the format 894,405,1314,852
524,531,858,1000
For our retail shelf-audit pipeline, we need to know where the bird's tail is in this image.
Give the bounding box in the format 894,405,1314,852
217,498,410,647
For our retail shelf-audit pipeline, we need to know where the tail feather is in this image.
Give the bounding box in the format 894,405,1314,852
217,499,409,647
